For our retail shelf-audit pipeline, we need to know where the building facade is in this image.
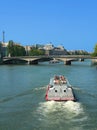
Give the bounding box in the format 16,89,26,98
1,42,8,57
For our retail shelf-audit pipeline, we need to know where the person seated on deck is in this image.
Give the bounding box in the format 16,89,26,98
60,75,67,84
54,75,60,84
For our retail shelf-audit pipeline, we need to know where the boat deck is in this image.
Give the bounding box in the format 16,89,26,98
46,84,75,101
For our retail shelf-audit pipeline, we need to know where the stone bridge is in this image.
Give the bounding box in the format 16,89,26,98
3,56,53,65
2,55,97,65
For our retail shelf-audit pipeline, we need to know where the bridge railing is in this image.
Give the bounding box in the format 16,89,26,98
3,55,97,59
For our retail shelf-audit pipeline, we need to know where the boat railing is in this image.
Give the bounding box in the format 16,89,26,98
49,76,71,87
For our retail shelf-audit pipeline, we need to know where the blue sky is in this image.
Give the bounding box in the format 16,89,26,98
0,0,97,52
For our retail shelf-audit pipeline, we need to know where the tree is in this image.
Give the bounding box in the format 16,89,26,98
7,40,26,56
7,40,14,56
29,48,45,56
92,43,97,56
13,45,26,56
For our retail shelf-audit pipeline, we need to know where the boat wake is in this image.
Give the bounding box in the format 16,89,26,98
36,100,88,129
37,101,84,120
34,86,46,91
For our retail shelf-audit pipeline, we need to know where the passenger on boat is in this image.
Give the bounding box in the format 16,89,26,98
54,75,60,84
60,75,67,84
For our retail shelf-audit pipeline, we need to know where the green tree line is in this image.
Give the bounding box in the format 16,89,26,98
7,40,26,56
7,40,45,57
29,47,45,56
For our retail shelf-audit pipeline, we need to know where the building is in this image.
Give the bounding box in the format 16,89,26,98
43,43,54,50
1,42,8,57
49,47,68,55
44,44,68,56
68,50,89,55
24,45,32,55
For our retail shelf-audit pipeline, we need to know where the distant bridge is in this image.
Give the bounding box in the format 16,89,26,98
2,55,97,65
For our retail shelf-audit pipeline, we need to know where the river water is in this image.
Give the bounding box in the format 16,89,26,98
0,60,97,130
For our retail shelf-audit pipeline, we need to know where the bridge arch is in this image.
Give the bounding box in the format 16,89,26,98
3,58,28,64
3,57,53,65
54,57,78,65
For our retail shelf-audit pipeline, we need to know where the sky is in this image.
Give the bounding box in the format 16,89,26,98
0,0,97,52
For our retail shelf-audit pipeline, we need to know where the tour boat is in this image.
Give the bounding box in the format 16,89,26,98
45,75,76,101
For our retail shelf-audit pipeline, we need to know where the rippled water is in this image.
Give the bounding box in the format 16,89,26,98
0,60,97,130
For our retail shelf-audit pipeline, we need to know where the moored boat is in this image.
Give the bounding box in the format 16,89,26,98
45,75,76,101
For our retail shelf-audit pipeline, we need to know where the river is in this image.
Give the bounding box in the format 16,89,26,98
0,60,97,130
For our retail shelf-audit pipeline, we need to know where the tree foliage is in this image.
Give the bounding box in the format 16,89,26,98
7,40,14,56
29,48,45,56
13,45,26,56
92,43,97,57
7,40,26,56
